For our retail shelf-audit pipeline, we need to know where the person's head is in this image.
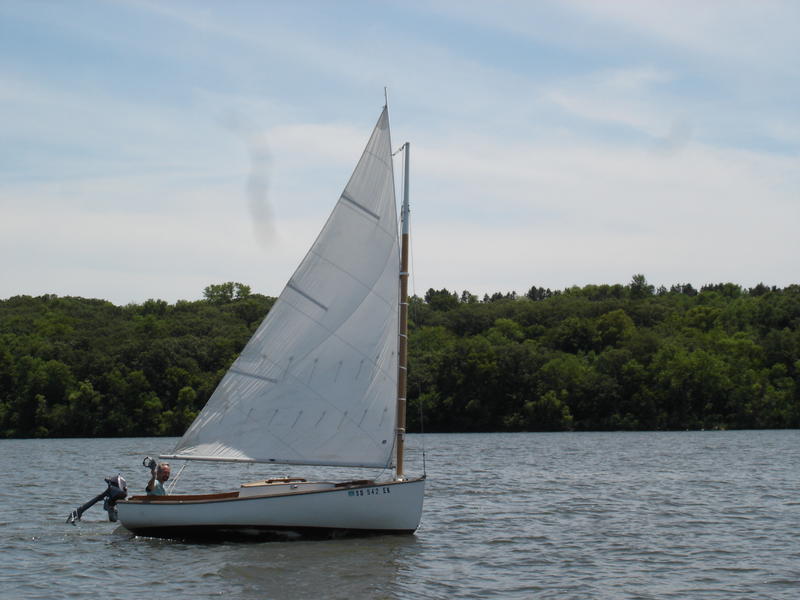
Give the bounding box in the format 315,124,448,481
156,463,171,482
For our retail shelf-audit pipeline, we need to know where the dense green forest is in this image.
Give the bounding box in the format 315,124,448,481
1,277,798,438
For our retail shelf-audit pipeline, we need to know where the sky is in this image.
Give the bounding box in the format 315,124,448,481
1,0,798,305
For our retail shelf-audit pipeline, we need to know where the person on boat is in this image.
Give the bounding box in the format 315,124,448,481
146,463,171,496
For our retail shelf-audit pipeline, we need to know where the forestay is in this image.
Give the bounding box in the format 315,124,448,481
165,108,400,468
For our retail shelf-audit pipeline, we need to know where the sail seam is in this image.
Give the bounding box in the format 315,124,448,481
363,147,393,172
278,297,398,396
293,238,400,383
218,292,398,463
232,296,397,403
306,248,396,310
270,297,398,455
273,231,397,373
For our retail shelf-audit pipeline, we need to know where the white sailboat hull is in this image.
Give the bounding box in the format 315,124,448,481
117,477,425,540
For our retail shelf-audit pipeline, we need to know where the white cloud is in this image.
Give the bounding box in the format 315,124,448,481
1,0,797,305
409,133,799,294
565,0,800,73
542,67,679,137
0,177,326,304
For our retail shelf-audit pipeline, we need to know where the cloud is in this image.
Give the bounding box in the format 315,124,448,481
542,67,679,138
0,177,327,304
424,1,799,149
409,132,799,294
0,113,393,304
1,0,797,305
565,0,800,73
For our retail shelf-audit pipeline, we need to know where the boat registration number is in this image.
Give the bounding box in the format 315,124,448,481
348,487,391,497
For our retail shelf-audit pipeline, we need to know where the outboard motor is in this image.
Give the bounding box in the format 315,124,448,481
103,474,128,522
67,474,128,525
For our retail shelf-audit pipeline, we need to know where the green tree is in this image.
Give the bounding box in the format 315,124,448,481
630,274,654,299
524,390,573,431
596,309,636,348
203,282,252,304
424,288,460,312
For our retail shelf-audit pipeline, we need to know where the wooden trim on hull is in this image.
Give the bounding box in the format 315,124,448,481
127,491,239,502
124,524,417,542
123,477,423,505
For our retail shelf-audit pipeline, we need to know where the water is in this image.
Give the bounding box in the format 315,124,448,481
2,431,799,599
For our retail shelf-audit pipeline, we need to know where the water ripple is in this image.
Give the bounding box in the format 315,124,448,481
2,432,800,599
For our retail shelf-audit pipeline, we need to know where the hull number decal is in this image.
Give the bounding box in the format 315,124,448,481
348,487,391,497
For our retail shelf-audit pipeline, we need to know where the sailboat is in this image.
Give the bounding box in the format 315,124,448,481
116,105,425,540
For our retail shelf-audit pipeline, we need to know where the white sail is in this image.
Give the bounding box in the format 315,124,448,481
165,108,399,468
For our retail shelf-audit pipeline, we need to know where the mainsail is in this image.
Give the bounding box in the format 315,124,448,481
167,108,399,468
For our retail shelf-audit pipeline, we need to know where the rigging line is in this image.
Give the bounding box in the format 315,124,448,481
418,378,427,477
167,461,188,494
373,464,390,482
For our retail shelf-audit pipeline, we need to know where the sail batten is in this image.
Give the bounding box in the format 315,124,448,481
285,281,329,311
170,108,399,469
341,193,381,220
228,368,278,384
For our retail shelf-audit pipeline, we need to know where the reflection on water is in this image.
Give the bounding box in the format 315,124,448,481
2,432,800,599
214,535,419,599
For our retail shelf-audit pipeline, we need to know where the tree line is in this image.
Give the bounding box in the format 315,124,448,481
0,277,798,437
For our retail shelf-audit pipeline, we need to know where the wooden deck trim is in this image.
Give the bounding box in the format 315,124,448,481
122,477,423,505
127,491,239,502
240,477,308,488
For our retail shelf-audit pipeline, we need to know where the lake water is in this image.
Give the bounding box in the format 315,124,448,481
2,431,799,599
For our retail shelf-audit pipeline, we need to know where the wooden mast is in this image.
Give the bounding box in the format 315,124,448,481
396,141,410,480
